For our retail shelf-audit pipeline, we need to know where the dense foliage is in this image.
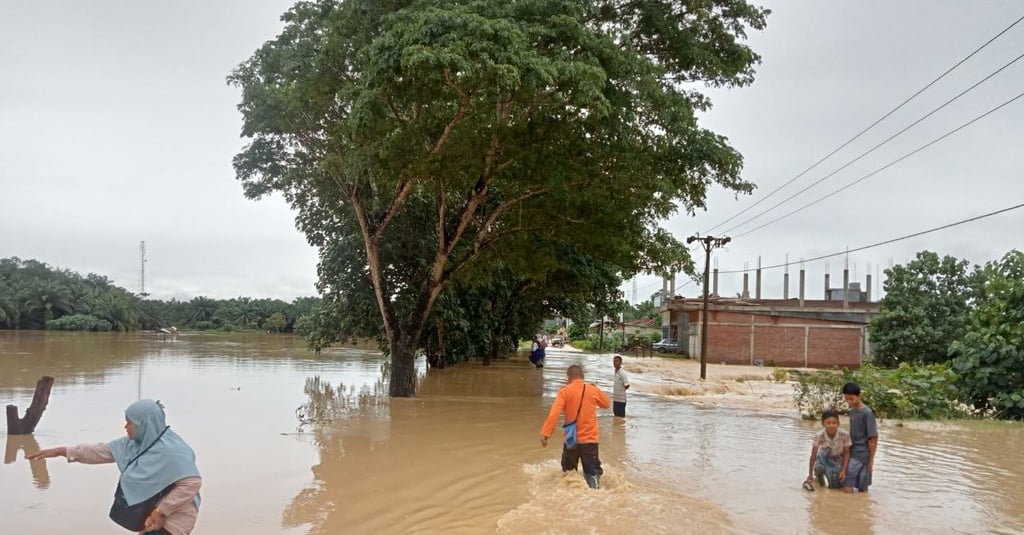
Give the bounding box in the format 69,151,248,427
825,249,1024,420
951,251,1024,419
0,257,320,333
792,363,961,421
869,251,981,366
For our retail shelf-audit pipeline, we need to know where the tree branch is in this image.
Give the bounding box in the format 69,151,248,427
375,180,414,244
436,176,446,258
349,187,397,343
433,69,472,154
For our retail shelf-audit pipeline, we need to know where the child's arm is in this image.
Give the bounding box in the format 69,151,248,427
867,436,878,473
839,445,851,481
806,445,819,482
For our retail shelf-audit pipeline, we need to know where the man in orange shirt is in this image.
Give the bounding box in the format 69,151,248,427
540,364,611,489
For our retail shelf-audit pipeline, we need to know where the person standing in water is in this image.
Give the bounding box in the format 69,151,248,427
842,382,878,492
28,399,202,534
540,364,611,488
611,355,630,417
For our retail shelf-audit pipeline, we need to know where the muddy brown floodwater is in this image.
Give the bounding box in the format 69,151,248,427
1,331,1022,534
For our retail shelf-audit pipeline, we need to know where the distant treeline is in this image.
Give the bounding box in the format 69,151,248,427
0,257,320,333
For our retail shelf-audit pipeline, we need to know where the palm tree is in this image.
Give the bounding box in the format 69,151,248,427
24,283,73,326
93,293,140,332
236,298,259,328
189,297,217,323
0,296,19,328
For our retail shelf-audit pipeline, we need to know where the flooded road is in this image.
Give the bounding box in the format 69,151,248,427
1,331,1022,534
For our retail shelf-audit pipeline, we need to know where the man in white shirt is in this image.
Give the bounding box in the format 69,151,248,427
612,355,630,417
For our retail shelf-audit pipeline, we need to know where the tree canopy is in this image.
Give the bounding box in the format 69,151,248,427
230,0,769,396
866,249,1024,420
952,251,1024,419
869,251,981,366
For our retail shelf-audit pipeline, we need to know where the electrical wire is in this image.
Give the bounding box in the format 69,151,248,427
731,88,1024,238
716,200,1024,274
704,11,1024,233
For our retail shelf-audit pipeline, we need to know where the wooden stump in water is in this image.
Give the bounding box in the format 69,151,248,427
5,376,55,435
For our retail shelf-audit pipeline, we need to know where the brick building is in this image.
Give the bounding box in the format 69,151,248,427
660,297,880,368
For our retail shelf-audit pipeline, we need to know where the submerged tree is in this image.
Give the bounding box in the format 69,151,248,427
230,0,768,396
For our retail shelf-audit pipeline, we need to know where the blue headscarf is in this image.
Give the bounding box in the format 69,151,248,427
107,399,201,508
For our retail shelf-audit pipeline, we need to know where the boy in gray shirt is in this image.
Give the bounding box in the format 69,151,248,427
842,382,878,492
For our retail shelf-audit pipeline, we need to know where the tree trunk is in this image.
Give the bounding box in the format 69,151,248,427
436,325,446,369
389,337,419,397
484,335,499,366
6,376,55,435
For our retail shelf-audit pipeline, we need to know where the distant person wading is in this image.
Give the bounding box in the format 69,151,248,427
28,399,202,534
529,334,547,368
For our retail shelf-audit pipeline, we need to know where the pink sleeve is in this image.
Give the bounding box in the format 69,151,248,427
66,443,115,464
156,477,202,515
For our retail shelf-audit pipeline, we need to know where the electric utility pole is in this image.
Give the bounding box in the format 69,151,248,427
687,234,731,380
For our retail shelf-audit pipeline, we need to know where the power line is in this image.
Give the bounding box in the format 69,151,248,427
717,200,1024,274
722,49,1024,236
732,88,1024,238
704,13,1024,234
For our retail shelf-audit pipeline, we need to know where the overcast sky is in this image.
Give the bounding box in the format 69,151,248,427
2,1,1022,302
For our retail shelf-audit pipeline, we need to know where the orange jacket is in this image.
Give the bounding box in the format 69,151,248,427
540,379,611,444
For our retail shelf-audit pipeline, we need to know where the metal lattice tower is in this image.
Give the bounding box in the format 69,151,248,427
138,241,150,297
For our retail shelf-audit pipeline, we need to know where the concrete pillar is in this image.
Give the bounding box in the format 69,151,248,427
662,277,668,304
755,268,762,299
712,268,719,297
783,272,790,299
866,274,873,302
824,273,831,300
742,272,750,298
799,269,806,307
842,269,850,309
669,275,676,298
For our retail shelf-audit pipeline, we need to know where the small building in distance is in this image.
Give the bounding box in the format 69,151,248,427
659,291,880,368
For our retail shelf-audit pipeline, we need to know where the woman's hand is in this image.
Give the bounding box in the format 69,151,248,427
26,447,66,461
143,508,166,532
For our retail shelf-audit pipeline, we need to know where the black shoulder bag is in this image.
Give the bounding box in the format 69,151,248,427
109,425,175,532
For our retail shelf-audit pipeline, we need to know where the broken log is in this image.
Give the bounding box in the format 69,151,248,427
5,376,55,435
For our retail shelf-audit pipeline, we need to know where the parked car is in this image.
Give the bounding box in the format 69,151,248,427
652,339,679,353
550,336,564,348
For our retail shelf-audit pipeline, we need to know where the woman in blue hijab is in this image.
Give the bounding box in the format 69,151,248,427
29,399,202,534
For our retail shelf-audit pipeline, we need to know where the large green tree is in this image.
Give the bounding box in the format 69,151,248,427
869,251,981,366
952,250,1024,419
230,0,767,396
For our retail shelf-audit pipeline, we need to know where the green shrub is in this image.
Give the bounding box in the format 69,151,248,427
793,362,962,420
570,334,618,352
46,314,112,332
792,370,845,419
771,368,790,383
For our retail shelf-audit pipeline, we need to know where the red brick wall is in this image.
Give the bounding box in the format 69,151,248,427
807,327,861,368
697,311,863,368
753,326,807,367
